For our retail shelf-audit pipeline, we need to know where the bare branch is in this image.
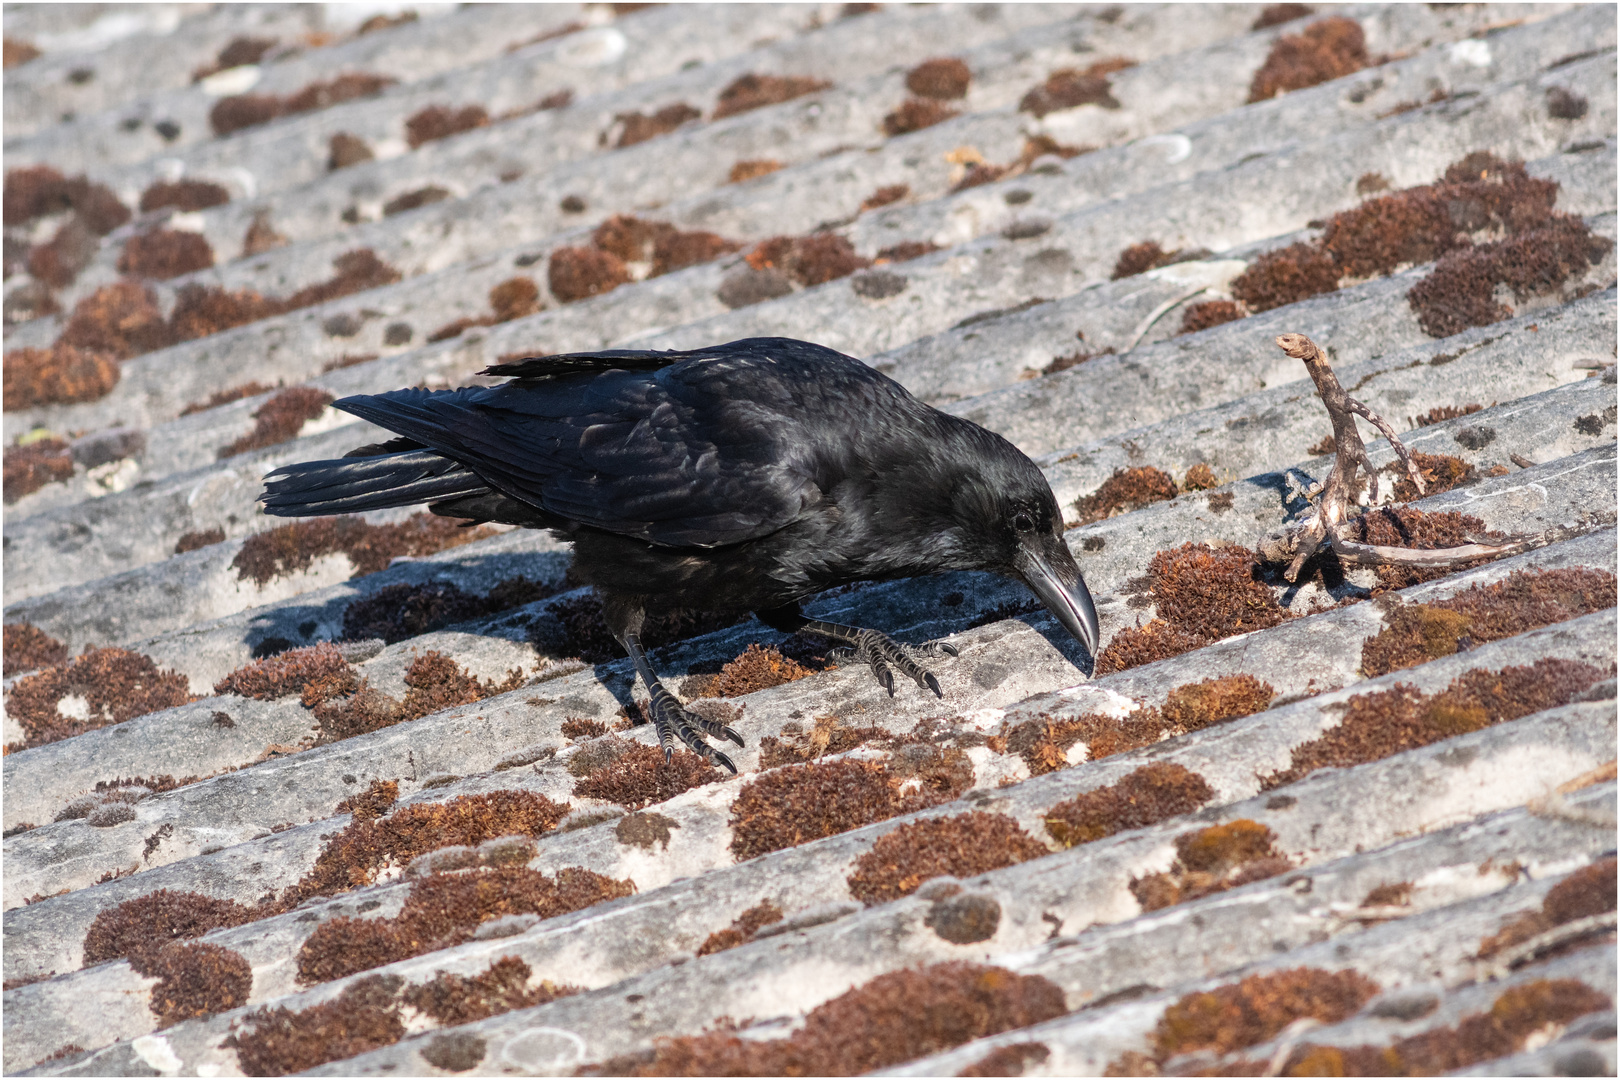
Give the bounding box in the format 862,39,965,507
1262,331,1563,585
1328,534,1537,567
1345,398,1425,498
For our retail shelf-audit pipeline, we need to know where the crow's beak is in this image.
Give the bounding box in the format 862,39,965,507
1015,537,1101,657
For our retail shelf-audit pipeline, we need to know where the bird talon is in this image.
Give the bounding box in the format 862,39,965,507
924,672,942,697
721,726,745,747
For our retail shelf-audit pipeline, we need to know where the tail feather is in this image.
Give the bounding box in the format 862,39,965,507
261,449,489,517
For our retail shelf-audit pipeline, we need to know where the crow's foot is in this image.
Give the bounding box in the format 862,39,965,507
839,630,957,698
647,685,742,774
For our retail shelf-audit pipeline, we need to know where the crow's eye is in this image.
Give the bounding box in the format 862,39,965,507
1012,511,1035,532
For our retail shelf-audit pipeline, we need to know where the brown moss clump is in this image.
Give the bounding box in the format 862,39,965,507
861,184,909,212
684,644,816,699
20,248,402,386
311,650,524,744
1178,299,1244,335
1361,568,1615,676
757,713,883,768
58,279,169,357
4,622,69,673
590,214,740,277
1253,4,1315,29
1019,58,1133,117
191,35,277,79
696,900,785,956
1096,544,1288,675
1152,967,1379,1060
960,1041,1051,1077
337,779,400,821
404,104,490,148
241,214,287,261
883,97,959,136
218,386,334,458
403,956,579,1026
342,577,554,644
730,759,927,860
210,72,397,136
1072,466,1178,525
746,233,869,286
1162,674,1276,732
82,890,257,966
117,229,214,280
1265,977,1613,1076
231,513,495,586
1043,762,1214,847
846,812,1049,905
275,789,570,912
296,866,630,983
382,186,451,217
876,240,941,263
1385,451,1477,505
230,974,406,1076
1247,16,1368,102
1407,215,1600,338
1000,710,1162,775
6,647,194,750
548,245,630,303
172,526,223,554
1412,403,1485,428
728,158,783,183
139,179,230,214
1478,856,1617,960
1262,658,1606,790
613,102,702,148
592,962,1067,1076
429,276,544,341
1326,153,1561,281
137,941,253,1027
570,741,722,810
27,217,99,287
181,378,272,413
3,36,42,68
1230,242,1340,313
4,165,130,231
1113,241,1167,278
4,438,76,502
1130,819,1292,912
214,641,356,700
712,73,831,119
3,345,121,410
906,58,971,100
561,717,608,740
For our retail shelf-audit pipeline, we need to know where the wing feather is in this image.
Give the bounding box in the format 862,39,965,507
332,349,830,548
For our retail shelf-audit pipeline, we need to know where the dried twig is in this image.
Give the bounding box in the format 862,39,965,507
1259,333,1539,582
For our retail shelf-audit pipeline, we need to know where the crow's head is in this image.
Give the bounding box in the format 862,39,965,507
924,422,1101,658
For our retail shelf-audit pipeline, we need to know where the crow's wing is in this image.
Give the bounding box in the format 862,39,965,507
480,344,712,381
335,344,843,548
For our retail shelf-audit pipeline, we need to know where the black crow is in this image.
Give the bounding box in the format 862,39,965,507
260,337,1098,772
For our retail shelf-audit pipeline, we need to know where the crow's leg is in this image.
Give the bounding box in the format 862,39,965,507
621,633,743,773
600,594,742,774
757,604,958,698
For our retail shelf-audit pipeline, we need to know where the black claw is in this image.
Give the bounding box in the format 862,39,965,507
940,642,959,657
711,749,738,774
662,745,674,764
722,726,745,747
924,672,942,697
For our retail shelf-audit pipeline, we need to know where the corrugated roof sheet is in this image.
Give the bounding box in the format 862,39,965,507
3,3,1615,1076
